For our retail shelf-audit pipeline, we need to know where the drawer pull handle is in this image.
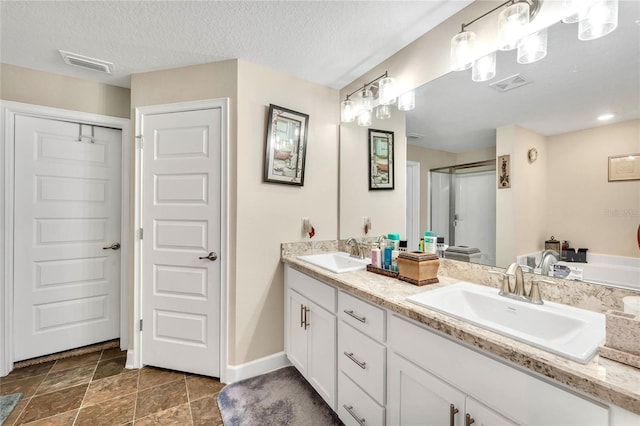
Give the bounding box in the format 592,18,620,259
304,307,310,330
343,404,365,426
465,414,475,426
300,304,304,328
344,309,366,323
449,404,459,426
344,351,367,369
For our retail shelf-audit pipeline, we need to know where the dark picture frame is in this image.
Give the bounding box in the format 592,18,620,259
368,129,394,190
498,154,511,188
264,104,309,186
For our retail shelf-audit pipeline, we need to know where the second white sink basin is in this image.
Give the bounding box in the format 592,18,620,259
297,252,370,273
406,282,605,364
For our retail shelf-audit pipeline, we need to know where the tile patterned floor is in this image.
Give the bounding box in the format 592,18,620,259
0,348,225,425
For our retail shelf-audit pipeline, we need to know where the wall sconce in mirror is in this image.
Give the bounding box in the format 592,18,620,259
451,0,618,82
264,104,309,186
341,71,415,126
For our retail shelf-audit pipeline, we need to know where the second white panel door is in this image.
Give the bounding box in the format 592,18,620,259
142,107,221,377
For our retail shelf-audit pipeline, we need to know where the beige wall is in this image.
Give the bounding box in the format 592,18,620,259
496,125,547,267
546,120,640,257
340,113,406,239
235,60,339,363
130,60,239,357
1,63,130,118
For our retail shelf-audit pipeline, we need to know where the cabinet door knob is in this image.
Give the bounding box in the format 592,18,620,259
449,404,459,426
465,414,475,426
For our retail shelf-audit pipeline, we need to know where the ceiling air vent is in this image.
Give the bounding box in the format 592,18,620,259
489,74,531,92
407,133,424,139
58,50,114,74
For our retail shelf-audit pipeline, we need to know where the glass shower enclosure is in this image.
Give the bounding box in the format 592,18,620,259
430,160,496,266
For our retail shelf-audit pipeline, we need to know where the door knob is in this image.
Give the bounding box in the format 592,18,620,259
198,252,218,261
102,242,121,250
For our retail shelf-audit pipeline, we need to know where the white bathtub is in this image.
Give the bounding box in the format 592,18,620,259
517,252,640,290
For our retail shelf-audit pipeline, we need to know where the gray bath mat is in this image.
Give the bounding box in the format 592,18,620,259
0,393,22,425
217,366,340,425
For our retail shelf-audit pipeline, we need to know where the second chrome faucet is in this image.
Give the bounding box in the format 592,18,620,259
490,263,555,305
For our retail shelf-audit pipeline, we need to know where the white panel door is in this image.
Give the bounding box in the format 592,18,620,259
13,115,122,361
142,108,221,377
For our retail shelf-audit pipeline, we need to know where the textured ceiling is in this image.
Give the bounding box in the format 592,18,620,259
0,0,472,89
407,0,640,153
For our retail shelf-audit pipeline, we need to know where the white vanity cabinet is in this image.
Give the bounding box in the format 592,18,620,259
388,314,609,426
388,351,517,426
337,290,387,425
284,266,337,410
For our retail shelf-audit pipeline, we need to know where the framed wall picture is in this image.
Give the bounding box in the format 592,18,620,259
264,104,309,186
368,129,394,190
608,154,640,182
498,154,511,188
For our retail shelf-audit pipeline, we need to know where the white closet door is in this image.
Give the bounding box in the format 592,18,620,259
13,115,122,361
141,108,221,377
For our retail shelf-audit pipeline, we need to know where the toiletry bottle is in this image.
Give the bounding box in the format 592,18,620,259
419,238,424,252
384,244,393,270
436,237,445,258
387,233,400,250
371,247,381,268
399,240,408,252
424,231,437,254
391,249,400,272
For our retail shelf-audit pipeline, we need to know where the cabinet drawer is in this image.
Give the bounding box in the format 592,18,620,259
286,266,336,312
338,290,385,341
338,371,385,426
338,321,385,404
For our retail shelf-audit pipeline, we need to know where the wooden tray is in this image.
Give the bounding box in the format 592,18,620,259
366,264,399,278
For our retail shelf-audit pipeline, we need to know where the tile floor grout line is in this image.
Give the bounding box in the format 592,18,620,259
184,376,195,426
72,349,103,426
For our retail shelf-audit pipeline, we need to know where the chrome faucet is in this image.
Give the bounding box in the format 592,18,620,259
538,249,559,276
490,263,556,305
346,238,363,259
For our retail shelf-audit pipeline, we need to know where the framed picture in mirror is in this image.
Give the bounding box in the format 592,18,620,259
368,129,394,190
498,154,511,189
264,104,309,186
608,154,640,182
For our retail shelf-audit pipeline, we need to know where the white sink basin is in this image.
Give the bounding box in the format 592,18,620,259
406,282,605,364
297,252,370,273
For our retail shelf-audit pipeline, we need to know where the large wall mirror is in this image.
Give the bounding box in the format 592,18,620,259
340,1,639,290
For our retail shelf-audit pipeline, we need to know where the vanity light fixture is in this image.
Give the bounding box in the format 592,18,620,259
517,27,548,64
450,0,542,76
472,52,497,82
397,90,416,111
340,71,413,125
451,0,619,82
579,0,619,41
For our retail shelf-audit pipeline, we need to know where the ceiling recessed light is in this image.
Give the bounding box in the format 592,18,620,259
597,113,615,121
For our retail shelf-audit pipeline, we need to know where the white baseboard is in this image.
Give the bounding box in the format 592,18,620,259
224,351,291,384
125,349,140,370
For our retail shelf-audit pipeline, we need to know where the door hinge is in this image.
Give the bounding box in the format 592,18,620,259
139,228,143,239
135,134,144,149
140,319,143,331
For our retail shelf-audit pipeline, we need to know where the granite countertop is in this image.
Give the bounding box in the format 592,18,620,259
281,253,640,416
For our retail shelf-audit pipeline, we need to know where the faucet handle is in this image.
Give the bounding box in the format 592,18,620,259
489,270,511,294
529,279,557,304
